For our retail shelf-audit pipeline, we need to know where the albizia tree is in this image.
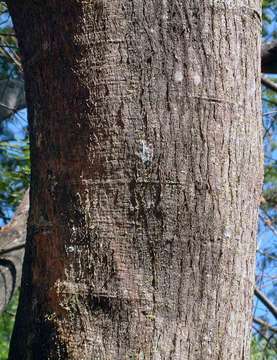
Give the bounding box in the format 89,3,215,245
6,1,263,359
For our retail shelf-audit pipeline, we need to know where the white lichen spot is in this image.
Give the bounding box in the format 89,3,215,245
31,297,38,313
138,352,145,360
223,227,232,240
193,72,201,86
42,40,49,51
67,245,75,253
174,70,183,83
138,140,153,166
37,133,42,147
162,0,168,20
47,173,58,196
153,352,162,360
211,0,245,9
147,201,154,210
250,78,256,96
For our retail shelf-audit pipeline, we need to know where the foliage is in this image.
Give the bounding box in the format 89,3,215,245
0,4,28,360
262,0,277,39
0,1,27,224
0,292,18,360
251,336,277,360
0,135,30,223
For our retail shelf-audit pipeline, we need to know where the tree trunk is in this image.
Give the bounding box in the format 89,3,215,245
7,1,263,359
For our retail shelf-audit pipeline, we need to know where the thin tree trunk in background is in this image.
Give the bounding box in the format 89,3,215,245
7,1,263,359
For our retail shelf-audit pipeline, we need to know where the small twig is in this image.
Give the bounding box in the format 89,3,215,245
254,287,277,319
0,243,25,256
253,325,270,343
263,110,277,117
262,97,277,106
257,250,277,261
0,44,18,49
262,77,277,92
4,310,16,317
253,317,277,333
0,44,22,71
259,212,277,238
0,32,16,37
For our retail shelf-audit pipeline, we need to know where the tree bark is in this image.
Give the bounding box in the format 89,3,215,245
0,38,274,124
7,1,263,359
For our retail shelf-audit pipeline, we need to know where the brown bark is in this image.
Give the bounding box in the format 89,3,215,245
0,191,28,313
7,1,263,359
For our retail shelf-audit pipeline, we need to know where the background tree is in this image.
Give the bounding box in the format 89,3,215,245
251,1,277,357
0,1,27,223
0,2,29,358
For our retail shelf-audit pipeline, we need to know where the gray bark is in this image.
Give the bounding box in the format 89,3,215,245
0,31,273,124
7,1,263,359
0,191,28,313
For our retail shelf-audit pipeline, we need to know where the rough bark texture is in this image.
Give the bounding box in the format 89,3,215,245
7,1,263,359
0,191,28,313
0,5,275,321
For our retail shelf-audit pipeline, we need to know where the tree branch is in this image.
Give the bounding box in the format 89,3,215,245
0,190,28,313
253,317,277,334
254,287,277,320
261,77,277,92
